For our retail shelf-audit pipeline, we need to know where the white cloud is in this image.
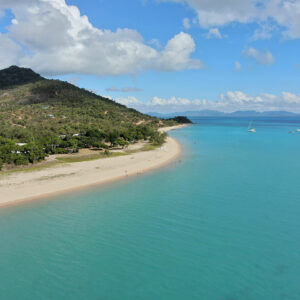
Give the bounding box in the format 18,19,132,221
0,33,23,69
220,91,263,104
115,91,300,113
183,18,191,29
116,96,141,106
251,23,275,41
67,76,82,85
159,0,258,28
105,87,143,93
268,0,300,39
205,28,223,39
148,38,162,49
160,0,300,39
282,92,300,103
243,47,275,65
235,61,242,71
0,0,203,76
150,96,192,106
157,32,203,70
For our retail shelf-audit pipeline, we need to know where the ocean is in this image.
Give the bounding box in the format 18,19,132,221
0,117,300,299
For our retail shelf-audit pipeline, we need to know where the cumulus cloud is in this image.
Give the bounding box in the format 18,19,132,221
157,32,203,70
0,0,202,76
268,0,300,39
115,91,300,113
115,96,141,106
243,47,275,65
0,33,23,69
148,38,162,49
160,0,300,39
282,92,300,104
176,0,257,28
220,91,263,104
205,28,223,39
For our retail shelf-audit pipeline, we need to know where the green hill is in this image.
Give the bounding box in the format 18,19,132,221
0,66,183,169
0,65,43,89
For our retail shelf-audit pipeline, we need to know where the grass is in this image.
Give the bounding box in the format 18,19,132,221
0,147,153,178
103,152,129,157
55,151,128,163
0,153,126,177
56,154,102,163
0,161,60,178
37,172,76,181
126,143,161,153
140,144,161,151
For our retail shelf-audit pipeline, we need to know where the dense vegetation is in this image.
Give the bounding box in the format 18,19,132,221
0,66,188,170
0,65,42,89
167,116,193,124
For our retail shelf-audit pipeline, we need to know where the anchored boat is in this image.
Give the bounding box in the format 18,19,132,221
248,121,256,133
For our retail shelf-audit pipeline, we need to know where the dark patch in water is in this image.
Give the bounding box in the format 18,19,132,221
276,264,288,275
224,296,239,300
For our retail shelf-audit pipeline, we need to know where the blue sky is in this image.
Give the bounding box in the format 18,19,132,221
0,0,300,113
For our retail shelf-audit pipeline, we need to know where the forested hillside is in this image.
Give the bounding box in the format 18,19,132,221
0,66,184,169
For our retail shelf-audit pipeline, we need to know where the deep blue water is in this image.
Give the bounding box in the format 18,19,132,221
0,117,300,299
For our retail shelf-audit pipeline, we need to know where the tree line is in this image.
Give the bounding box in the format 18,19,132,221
0,126,167,170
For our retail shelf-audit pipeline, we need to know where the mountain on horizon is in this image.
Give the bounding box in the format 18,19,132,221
148,110,299,118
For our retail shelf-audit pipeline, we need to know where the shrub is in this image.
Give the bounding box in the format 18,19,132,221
53,148,67,154
14,156,29,166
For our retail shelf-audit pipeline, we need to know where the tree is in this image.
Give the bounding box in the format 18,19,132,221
85,129,105,139
115,137,129,148
150,132,167,146
107,131,119,147
14,156,29,165
167,116,192,124
23,143,46,163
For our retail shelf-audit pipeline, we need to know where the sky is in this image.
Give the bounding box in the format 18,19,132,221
0,0,300,113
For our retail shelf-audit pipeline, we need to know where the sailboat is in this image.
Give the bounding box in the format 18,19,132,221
248,121,256,133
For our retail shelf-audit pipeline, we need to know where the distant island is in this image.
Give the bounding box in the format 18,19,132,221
0,66,191,171
149,110,299,118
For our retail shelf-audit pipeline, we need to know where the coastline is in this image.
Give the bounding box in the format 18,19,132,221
0,124,187,207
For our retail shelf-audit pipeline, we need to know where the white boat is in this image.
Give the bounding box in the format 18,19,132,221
296,129,300,132
248,121,256,133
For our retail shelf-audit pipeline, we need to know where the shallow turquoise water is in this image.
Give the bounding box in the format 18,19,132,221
0,117,300,300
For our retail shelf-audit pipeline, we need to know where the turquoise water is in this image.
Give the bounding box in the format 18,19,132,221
1,117,300,299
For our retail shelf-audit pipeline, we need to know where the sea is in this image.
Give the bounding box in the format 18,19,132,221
0,117,300,300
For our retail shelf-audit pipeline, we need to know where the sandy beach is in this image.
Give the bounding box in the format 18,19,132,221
0,125,187,206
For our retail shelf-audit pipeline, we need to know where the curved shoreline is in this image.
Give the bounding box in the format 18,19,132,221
0,125,187,207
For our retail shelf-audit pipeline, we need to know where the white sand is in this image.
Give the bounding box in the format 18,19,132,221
0,125,187,206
